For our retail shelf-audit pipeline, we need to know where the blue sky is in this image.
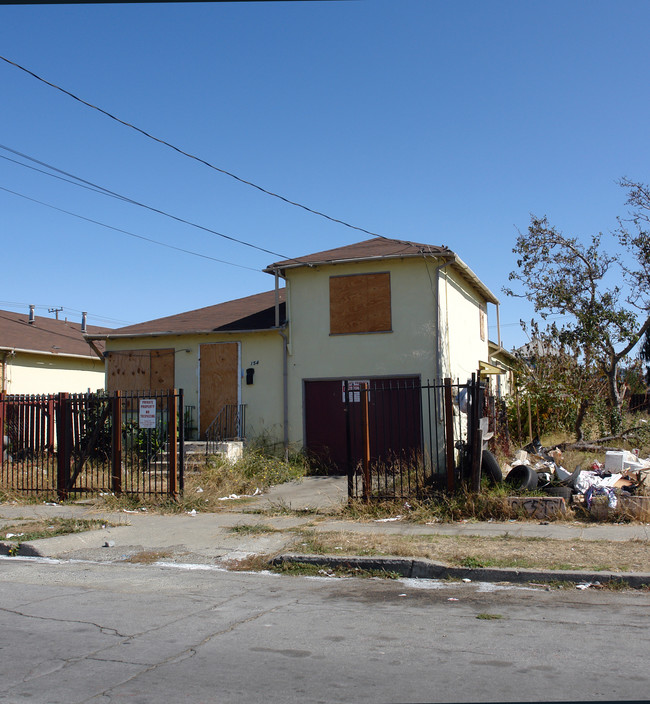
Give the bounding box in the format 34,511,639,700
1,0,649,349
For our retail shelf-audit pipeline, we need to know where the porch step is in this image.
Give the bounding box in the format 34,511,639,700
183,440,244,463
184,441,209,456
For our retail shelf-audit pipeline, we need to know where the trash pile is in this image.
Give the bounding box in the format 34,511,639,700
502,437,650,510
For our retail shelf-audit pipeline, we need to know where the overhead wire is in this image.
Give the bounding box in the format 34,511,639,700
0,300,134,325
0,185,261,271
0,54,401,243
0,144,300,262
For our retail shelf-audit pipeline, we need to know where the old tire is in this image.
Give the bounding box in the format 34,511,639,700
482,450,502,485
505,464,538,491
544,486,573,504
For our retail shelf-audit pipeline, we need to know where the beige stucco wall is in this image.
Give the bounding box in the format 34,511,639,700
2,351,105,395
104,331,284,443
438,266,490,382
283,257,490,445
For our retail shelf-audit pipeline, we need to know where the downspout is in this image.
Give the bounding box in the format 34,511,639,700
496,302,502,349
278,330,289,460
274,269,289,459
0,351,8,392
433,257,455,382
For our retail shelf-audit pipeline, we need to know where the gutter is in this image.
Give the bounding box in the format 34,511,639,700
85,326,286,341
264,251,499,306
0,346,100,361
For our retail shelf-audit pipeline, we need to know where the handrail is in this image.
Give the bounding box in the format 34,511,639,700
205,404,246,454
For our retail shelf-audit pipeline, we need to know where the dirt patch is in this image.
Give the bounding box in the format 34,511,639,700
301,531,650,573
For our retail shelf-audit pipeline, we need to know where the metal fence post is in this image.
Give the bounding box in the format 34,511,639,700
168,389,178,499
111,390,122,495
56,392,71,501
469,374,484,493
361,382,371,502
0,392,4,459
178,389,184,495
443,378,455,493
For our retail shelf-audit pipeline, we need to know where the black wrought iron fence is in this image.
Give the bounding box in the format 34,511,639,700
0,389,184,500
345,375,484,500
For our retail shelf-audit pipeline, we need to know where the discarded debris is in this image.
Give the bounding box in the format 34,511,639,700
503,436,650,517
218,488,262,501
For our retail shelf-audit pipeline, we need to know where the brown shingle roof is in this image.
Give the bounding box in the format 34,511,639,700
99,289,286,337
265,237,451,273
0,310,109,358
265,237,498,304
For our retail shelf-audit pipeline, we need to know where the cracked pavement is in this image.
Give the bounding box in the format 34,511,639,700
0,557,649,703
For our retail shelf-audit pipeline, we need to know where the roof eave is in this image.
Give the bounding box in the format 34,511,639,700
263,251,456,278
0,346,101,361
87,324,288,341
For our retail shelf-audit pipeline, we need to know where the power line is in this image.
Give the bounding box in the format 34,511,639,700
1,54,399,242
0,185,261,271
0,144,299,262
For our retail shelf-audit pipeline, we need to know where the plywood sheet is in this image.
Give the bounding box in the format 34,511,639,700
107,351,150,392
329,272,391,335
199,342,238,436
150,349,175,390
107,349,174,391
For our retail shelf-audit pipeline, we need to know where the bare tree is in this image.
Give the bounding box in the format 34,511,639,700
505,180,650,434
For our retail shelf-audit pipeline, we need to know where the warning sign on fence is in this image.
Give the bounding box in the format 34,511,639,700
139,398,157,429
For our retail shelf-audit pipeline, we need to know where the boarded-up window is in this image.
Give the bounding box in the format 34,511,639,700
329,273,392,335
479,309,487,342
107,349,175,392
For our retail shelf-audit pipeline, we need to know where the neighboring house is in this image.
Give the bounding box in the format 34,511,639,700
88,238,500,469
0,307,108,395
486,340,519,398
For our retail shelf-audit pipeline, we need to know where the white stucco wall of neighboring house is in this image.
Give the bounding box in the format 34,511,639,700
438,266,490,384
104,331,284,443
2,352,105,395
283,256,490,446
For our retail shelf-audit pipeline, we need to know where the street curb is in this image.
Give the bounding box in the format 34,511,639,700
0,541,43,557
272,553,650,589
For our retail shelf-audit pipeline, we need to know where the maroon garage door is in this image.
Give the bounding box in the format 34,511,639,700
304,377,422,475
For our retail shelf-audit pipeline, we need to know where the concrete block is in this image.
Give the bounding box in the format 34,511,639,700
215,441,244,463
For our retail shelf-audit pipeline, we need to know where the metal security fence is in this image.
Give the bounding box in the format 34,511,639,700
345,375,485,500
0,390,184,500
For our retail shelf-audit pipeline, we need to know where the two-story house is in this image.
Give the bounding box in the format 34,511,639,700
87,238,500,471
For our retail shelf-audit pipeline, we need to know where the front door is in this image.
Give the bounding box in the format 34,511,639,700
199,342,239,438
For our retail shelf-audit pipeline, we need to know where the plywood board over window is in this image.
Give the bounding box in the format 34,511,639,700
107,349,175,392
329,272,392,335
199,342,239,437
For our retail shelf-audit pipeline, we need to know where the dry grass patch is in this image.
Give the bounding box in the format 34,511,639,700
124,550,173,564
299,531,650,572
0,517,112,542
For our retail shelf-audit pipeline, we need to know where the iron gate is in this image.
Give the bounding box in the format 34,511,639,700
345,375,485,500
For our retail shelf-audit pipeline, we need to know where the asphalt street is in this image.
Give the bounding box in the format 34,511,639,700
0,557,649,704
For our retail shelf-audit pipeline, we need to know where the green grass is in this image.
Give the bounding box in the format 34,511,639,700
228,524,277,535
476,613,503,620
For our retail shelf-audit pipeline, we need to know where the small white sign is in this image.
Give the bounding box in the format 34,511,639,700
139,398,156,429
341,380,370,403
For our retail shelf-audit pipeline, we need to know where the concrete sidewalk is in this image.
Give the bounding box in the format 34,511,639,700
1,477,649,586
